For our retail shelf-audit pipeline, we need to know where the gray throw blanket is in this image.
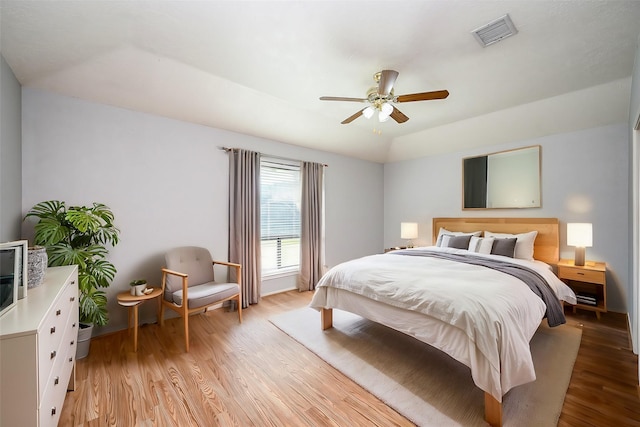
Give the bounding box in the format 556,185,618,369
392,249,566,327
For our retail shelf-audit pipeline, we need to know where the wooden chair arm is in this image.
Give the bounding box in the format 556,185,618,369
211,260,242,285
161,268,188,278
161,268,188,303
211,260,241,268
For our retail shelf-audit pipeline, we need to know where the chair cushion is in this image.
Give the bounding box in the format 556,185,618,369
172,281,240,309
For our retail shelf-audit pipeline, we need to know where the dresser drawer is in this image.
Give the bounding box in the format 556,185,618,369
37,279,77,396
42,312,78,394
39,334,76,427
558,266,605,284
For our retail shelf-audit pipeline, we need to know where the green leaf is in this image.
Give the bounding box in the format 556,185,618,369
79,287,109,326
66,207,102,234
33,217,69,246
24,200,66,220
47,243,90,268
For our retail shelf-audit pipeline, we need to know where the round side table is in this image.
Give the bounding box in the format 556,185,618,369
116,287,163,352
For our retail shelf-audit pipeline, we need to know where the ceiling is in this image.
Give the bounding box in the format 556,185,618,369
1,1,639,163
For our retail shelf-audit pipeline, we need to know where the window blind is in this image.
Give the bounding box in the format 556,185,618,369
260,159,301,274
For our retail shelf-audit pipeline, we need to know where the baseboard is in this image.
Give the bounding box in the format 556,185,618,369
262,286,298,297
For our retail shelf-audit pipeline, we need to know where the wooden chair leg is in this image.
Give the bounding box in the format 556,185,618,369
237,295,242,323
184,311,190,352
159,302,165,327
156,296,162,324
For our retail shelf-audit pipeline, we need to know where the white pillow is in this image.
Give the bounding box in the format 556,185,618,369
435,228,481,247
468,236,495,254
483,230,538,261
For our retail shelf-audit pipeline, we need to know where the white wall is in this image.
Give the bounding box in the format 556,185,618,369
21,88,384,335
0,55,22,242
385,123,629,313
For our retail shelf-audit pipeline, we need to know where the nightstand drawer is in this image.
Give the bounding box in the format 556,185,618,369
559,267,605,284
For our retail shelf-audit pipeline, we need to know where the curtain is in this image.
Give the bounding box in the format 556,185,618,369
298,161,324,291
228,149,261,307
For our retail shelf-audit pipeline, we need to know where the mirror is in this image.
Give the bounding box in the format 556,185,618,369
463,145,541,209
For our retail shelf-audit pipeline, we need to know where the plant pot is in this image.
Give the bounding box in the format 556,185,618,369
76,322,93,360
27,246,48,289
131,284,147,296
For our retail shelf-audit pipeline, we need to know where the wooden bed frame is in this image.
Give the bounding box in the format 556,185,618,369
320,217,560,427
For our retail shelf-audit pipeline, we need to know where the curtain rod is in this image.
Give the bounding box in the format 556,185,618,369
218,146,328,167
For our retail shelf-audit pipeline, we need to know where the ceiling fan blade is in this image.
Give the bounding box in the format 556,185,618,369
341,109,365,124
320,96,367,102
378,70,399,96
396,90,450,103
390,106,409,123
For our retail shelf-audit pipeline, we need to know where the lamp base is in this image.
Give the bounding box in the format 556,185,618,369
574,247,586,266
406,240,414,248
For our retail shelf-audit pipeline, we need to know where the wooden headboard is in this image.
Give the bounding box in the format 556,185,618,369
432,217,559,264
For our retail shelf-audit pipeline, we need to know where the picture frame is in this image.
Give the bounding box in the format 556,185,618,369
0,240,28,306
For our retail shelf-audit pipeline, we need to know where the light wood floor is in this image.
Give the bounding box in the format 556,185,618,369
60,291,640,426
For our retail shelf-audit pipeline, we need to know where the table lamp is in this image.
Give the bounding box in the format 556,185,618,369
567,223,592,266
401,222,418,248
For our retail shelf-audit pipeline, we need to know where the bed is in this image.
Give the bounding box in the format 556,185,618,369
309,217,577,427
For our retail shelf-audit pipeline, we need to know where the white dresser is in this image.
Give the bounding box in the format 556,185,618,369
0,265,79,427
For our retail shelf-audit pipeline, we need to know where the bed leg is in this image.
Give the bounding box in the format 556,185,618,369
484,393,502,427
321,308,333,330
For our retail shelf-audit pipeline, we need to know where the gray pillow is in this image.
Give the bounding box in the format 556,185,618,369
490,237,517,258
443,234,472,250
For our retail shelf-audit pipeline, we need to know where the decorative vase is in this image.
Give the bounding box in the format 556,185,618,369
27,246,48,289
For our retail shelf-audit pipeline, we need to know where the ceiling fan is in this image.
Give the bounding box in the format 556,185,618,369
319,70,449,124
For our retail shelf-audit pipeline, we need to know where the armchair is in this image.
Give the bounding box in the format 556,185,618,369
160,246,242,352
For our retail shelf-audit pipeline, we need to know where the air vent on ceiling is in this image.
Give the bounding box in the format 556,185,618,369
472,14,518,47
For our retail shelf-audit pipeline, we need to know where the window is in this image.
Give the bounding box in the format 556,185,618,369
260,158,301,275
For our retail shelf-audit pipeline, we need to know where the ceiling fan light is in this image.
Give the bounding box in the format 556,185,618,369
363,106,375,119
381,102,393,115
378,111,391,122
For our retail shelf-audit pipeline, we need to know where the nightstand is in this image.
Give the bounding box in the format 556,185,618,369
557,259,607,319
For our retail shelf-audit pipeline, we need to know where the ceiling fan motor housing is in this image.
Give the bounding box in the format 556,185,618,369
366,86,394,109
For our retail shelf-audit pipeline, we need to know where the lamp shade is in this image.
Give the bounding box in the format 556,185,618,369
567,223,592,247
381,102,393,115
378,102,393,122
401,222,418,239
363,106,375,119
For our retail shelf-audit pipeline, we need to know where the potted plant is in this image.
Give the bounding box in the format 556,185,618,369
25,200,120,358
129,279,148,296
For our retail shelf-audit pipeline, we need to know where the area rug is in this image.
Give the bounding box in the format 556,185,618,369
270,308,582,426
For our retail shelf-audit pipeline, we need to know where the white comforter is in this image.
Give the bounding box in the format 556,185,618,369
309,246,576,401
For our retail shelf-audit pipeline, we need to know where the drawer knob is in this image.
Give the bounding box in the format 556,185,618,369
50,326,56,334
54,376,59,385
56,309,61,316
72,323,76,328
69,357,73,362
70,296,76,302
51,407,56,416
50,350,57,359
577,272,585,275
70,340,75,346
